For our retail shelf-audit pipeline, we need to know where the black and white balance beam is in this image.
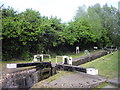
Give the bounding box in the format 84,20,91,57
56,65,98,75
7,62,52,68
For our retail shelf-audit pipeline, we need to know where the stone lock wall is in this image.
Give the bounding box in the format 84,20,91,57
1,67,52,89
72,50,108,66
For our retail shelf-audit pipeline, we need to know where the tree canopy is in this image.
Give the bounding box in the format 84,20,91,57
2,3,119,60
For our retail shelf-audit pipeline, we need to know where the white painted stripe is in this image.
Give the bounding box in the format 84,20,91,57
7,64,17,68
86,68,98,75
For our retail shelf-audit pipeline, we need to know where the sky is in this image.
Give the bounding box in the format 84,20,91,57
0,0,119,22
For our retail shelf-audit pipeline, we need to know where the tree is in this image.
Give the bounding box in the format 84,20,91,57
73,3,115,48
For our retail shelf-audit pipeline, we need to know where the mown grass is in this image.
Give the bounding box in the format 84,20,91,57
81,51,119,79
92,82,116,90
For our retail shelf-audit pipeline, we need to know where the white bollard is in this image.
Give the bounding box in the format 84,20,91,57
84,50,90,55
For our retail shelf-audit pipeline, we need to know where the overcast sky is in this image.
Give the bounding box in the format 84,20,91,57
0,0,119,22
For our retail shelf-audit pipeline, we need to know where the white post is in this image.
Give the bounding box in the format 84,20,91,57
76,46,79,54
62,56,65,64
56,56,62,64
33,55,38,62
56,56,58,64
40,54,43,62
68,57,72,65
48,55,51,62
63,56,69,64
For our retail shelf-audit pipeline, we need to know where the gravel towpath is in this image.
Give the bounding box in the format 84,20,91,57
32,71,106,88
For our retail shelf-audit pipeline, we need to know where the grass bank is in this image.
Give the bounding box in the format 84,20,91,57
80,51,119,79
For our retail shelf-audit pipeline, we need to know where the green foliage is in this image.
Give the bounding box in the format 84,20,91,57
2,4,119,60
74,3,119,47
